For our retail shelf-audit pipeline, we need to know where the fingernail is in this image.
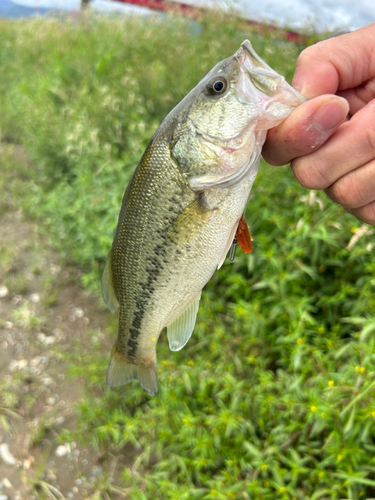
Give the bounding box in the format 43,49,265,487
312,97,349,132
291,77,310,96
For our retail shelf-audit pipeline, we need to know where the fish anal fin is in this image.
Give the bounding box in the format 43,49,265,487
106,345,158,395
217,221,239,269
237,214,253,253
167,293,201,351
101,249,119,314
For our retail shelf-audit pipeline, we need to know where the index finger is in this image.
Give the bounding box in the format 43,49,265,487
293,22,375,98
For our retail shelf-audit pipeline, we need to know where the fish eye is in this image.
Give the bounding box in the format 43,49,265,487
207,77,228,95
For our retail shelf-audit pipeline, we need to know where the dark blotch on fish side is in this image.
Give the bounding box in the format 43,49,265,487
126,239,170,359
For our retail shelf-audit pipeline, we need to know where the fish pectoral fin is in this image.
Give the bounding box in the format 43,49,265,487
101,249,119,314
169,198,214,242
107,345,158,396
217,220,239,270
167,293,201,351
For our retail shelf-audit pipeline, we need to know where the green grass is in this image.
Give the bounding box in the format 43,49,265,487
1,12,375,500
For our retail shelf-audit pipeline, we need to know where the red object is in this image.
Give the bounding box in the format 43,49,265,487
113,0,305,44
236,214,253,254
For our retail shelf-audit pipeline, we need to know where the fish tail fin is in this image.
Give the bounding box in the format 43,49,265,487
106,344,158,396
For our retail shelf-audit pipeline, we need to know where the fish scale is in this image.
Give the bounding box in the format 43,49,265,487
101,40,306,395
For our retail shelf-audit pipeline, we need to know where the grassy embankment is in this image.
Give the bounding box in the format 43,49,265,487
1,13,375,500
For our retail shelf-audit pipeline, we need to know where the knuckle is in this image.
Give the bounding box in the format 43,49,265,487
292,155,329,190
329,175,362,208
358,201,375,225
363,126,375,156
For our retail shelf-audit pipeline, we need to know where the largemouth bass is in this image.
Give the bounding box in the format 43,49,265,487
102,40,305,395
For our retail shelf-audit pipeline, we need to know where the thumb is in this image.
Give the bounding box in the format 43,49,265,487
262,95,349,166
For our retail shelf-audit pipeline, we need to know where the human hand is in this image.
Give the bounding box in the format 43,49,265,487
263,22,375,224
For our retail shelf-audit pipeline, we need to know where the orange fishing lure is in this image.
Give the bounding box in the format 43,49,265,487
236,214,253,253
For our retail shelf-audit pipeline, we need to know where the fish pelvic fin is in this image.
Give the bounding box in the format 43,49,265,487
101,248,119,314
106,344,158,396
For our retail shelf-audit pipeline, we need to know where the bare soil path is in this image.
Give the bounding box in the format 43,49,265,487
0,145,128,499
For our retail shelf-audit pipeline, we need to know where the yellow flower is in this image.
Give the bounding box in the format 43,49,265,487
236,306,245,316
310,405,317,413
328,380,334,387
187,360,194,367
296,338,303,345
279,487,286,493
260,463,268,471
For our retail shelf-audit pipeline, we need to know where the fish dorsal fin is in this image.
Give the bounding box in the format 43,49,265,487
101,249,119,314
217,220,239,269
167,294,201,351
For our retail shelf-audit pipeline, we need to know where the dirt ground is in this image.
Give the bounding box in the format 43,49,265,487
0,147,129,499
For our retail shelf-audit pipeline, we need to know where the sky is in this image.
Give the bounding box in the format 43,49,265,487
8,0,375,32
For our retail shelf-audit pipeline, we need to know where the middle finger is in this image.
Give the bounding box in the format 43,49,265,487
291,98,375,190
325,157,375,210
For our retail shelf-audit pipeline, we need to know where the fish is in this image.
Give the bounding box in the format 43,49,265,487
101,40,305,395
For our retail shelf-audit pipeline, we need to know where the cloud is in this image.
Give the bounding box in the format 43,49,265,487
10,0,375,31
91,0,152,15
243,0,375,30
13,0,79,9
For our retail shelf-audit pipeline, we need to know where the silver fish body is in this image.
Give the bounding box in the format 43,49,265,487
102,40,305,395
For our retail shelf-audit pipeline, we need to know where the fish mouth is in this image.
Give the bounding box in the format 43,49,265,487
235,40,284,98
236,40,274,74
235,39,307,110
